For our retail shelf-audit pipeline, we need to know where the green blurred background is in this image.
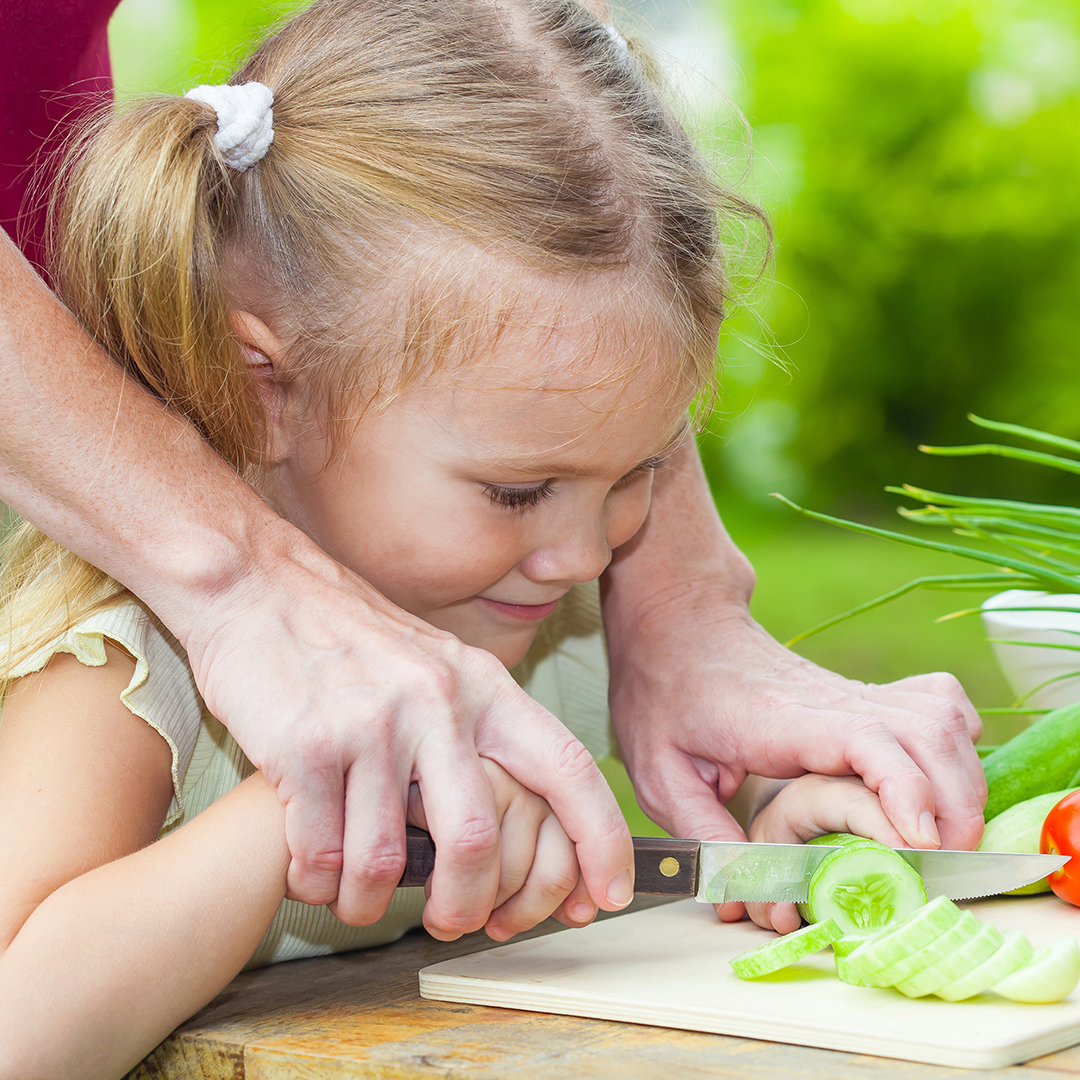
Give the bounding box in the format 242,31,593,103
105,0,1080,831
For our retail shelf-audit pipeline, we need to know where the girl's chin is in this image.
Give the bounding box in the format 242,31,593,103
486,633,540,670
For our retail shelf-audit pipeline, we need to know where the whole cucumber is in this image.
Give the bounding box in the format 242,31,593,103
982,703,1080,821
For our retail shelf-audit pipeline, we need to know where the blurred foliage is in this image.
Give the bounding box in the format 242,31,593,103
109,0,1080,517
704,0,1080,517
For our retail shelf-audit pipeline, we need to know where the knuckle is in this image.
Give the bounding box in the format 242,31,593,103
441,815,501,860
551,736,603,785
349,846,407,887
542,864,581,899
913,713,962,756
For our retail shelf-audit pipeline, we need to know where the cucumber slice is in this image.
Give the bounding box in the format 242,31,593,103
935,930,1034,1002
832,930,880,958
869,911,981,989
893,919,1003,998
842,896,961,981
992,937,1080,1003
798,838,927,934
729,919,843,979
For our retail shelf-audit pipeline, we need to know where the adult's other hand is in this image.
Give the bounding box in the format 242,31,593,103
601,435,986,920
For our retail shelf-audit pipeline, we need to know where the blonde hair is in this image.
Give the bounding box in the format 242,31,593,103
1,0,766,678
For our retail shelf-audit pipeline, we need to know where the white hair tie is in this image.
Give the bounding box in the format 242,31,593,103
184,82,274,172
604,23,629,54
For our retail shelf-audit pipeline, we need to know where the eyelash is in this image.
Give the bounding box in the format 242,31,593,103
484,480,556,510
483,458,664,511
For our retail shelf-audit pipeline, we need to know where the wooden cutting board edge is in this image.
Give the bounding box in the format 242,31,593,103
419,970,1080,1070
419,895,1080,1071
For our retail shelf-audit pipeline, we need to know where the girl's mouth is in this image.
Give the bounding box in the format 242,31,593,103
478,596,562,621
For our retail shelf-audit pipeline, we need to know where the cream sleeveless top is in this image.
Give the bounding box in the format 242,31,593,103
4,581,610,968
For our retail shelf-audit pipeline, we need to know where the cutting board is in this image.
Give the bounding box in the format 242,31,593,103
420,894,1080,1069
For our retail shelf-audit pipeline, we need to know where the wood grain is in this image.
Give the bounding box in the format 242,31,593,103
125,897,1080,1079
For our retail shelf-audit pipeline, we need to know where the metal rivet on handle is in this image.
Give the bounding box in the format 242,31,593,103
659,857,680,877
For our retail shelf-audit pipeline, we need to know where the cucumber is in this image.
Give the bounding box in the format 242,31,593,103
832,930,879,958
934,930,1034,1002
729,919,843,979
983,703,1080,821
840,896,961,982
991,937,1080,1004
978,788,1078,895
797,835,927,934
892,919,1003,998
868,911,980,989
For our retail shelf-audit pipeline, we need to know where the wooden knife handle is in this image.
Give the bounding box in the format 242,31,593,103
399,826,437,887
398,829,699,896
632,836,700,896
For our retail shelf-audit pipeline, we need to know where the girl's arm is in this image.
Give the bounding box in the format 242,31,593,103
0,647,288,1080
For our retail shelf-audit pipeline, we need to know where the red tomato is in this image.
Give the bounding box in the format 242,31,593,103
1041,790,1080,906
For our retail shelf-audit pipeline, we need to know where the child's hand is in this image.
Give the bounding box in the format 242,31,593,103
406,760,594,941
744,775,907,936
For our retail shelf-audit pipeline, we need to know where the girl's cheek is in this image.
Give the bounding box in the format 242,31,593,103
606,481,653,551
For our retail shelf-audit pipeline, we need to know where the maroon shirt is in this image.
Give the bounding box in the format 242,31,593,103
0,0,119,276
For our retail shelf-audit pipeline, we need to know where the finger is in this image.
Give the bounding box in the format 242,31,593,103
715,900,746,923
745,901,802,934
754,775,906,848
859,686,987,849
553,874,599,928
632,748,750,844
478,691,634,913
785,709,939,850
280,760,346,907
488,800,548,910
330,755,410,926
414,741,502,941
881,672,983,741
487,815,580,940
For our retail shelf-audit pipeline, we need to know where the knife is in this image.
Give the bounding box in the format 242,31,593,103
398,828,1068,904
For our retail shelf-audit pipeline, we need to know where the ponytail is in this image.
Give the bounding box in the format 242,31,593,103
53,96,263,471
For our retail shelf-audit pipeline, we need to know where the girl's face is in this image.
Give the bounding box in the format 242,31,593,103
265,302,695,668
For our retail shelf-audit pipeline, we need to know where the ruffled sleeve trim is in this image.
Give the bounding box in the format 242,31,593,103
8,600,202,827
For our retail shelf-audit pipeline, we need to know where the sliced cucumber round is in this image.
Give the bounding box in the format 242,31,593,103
869,911,981,989
842,896,961,981
935,930,1034,1002
893,919,1004,998
798,838,927,934
991,938,1080,1004
832,930,880,958
729,918,843,979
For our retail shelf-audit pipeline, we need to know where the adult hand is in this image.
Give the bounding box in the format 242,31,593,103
181,529,634,931
0,234,633,932
601,437,986,919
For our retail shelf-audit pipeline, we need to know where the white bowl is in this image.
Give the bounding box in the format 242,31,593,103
981,590,1080,709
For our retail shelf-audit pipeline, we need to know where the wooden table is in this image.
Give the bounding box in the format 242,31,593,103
127,900,1080,1079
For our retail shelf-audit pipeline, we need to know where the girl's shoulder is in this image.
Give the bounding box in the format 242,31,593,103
4,594,203,827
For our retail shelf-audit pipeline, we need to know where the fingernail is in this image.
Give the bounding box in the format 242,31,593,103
919,810,941,847
569,901,596,923
606,870,633,907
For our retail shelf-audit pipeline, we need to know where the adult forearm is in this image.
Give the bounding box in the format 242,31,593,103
601,433,755,648
0,774,288,1080
0,231,288,630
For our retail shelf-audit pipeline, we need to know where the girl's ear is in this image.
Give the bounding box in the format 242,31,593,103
230,310,292,461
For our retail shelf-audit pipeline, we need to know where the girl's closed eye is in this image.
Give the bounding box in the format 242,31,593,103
483,457,664,512
484,480,555,510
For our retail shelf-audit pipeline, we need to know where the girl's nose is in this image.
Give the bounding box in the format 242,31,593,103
520,522,612,586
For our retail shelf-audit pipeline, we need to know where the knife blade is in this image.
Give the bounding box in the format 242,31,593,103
398,828,1069,904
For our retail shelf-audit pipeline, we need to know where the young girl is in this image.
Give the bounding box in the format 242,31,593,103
0,1,911,1075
